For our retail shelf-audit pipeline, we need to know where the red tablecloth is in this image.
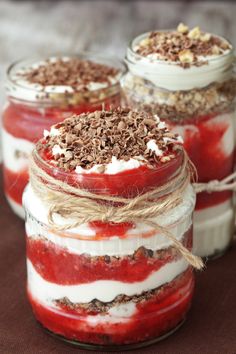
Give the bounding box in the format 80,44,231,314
0,172,236,354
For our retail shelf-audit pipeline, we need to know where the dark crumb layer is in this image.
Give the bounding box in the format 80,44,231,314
135,23,231,67
21,58,120,91
39,108,182,171
55,268,192,314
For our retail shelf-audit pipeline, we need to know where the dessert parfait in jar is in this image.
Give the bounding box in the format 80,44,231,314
2,54,125,218
23,108,200,349
122,24,236,258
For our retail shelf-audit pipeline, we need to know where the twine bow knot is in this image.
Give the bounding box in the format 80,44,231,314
193,170,236,194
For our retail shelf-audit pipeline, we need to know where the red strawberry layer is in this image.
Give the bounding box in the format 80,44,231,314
3,96,120,142
26,227,192,285
28,268,194,346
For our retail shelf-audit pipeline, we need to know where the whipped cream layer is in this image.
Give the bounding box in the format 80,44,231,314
27,258,188,303
126,33,234,91
75,156,145,175
2,129,34,172
6,57,122,103
24,184,195,256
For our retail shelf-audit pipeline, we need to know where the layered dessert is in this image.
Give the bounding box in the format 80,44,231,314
23,109,196,348
2,55,125,218
122,24,236,258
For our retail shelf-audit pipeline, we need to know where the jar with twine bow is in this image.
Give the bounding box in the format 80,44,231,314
122,24,236,259
23,109,202,349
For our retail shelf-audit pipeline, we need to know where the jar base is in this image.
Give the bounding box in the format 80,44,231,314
40,319,185,351
204,243,232,262
193,204,234,258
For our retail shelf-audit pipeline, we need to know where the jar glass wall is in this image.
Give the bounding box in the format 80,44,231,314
23,145,196,349
2,54,126,218
122,30,236,258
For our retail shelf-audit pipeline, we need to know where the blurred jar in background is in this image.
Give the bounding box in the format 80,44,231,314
2,54,126,218
121,24,236,259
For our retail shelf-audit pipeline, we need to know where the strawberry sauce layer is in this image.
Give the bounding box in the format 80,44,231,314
168,112,234,210
28,269,194,346
3,166,28,205
3,96,120,142
27,228,191,285
38,147,183,198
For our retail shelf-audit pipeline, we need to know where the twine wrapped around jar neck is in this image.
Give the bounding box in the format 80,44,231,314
29,149,203,270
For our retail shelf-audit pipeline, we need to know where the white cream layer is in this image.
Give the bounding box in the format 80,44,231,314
27,258,188,304
126,32,234,91
2,129,34,172
26,220,192,257
81,303,137,324
24,184,195,256
75,156,145,175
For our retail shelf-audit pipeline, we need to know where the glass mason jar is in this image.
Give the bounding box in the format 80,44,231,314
122,32,236,259
23,144,196,350
2,54,126,218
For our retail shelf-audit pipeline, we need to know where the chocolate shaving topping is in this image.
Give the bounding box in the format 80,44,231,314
136,24,231,66
21,58,120,91
39,108,182,171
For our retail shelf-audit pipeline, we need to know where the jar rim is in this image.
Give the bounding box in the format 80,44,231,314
5,52,127,104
